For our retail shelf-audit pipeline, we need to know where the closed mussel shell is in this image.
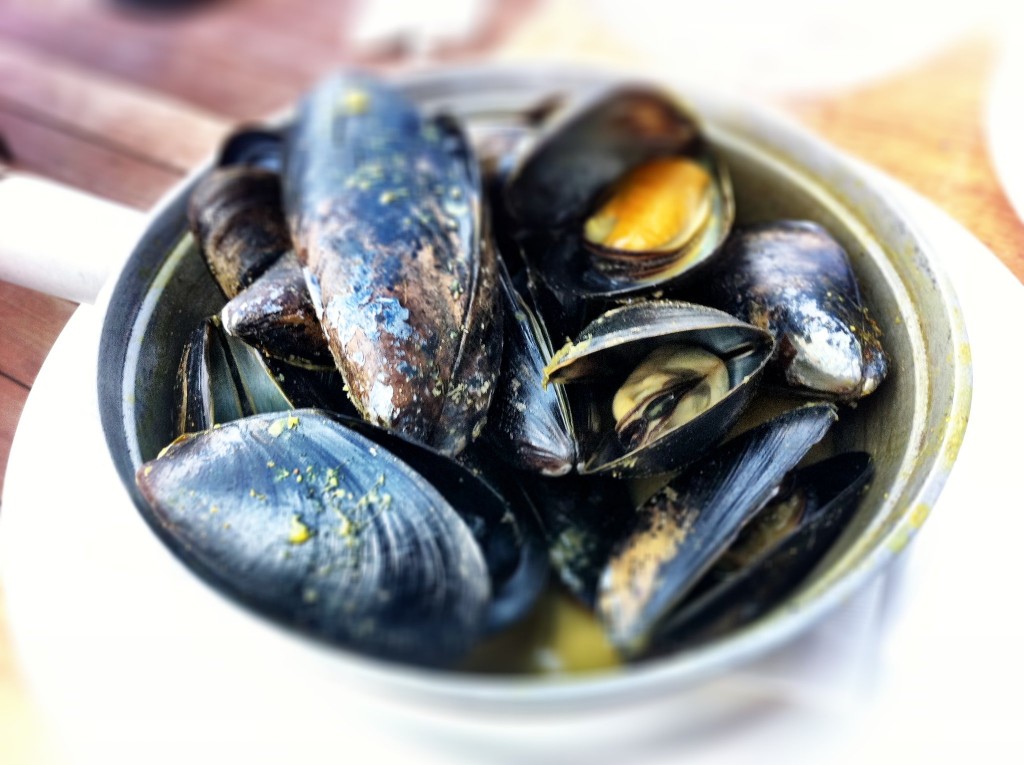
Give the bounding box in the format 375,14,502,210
136,410,491,668
220,252,335,371
597,403,838,657
544,301,775,477
335,418,550,635
188,166,291,299
652,451,874,651
284,72,502,456
682,220,888,400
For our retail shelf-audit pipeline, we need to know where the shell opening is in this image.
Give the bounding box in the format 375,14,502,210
612,343,729,453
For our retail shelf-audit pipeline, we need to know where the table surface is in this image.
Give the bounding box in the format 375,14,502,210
1,2,1022,761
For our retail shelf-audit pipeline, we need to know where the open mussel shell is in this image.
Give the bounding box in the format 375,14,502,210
505,85,703,230
284,72,502,456
174,316,354,438
504,85,734,299
136,410,491,668
597,403,838,658
544,301,774,477
652,451,874,652
220,252,334,370
682,220,889,400
187,166,291,300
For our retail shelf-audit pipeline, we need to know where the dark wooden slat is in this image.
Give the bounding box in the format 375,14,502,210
0,281,76,388
0,38,229,171
0,107,181,208
0,1,355,119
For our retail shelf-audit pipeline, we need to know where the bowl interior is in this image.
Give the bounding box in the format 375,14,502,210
98,67,968,705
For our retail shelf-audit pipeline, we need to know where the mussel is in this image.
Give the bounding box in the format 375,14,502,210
682,220,889,400
220,253,335,370
504,86,734,299
652,451,874,650
187,166,291,299
598,403,838,656
173,315,354,439
137,409,547,667
284,73,502,456
544,301,774,477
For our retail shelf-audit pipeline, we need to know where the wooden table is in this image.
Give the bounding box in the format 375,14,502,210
1,2,1021,761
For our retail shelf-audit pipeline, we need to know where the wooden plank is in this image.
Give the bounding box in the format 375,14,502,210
0,37,229,172
0,372,28,501
0,1,355,119
0,281,76,389
785,37,1024,283
0,107,181,209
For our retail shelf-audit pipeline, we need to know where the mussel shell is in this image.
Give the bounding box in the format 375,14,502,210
652,452,874,650
504,85,734,299
174,316,354,438
681,220,888,399
545,301,775,477
503,85,703,230
486,259,579,476
136,410,491,668
187,166,291,299
220,252,334,370
284,73,502,456
217,127,284,172
335,419,550,635
597,403,838,657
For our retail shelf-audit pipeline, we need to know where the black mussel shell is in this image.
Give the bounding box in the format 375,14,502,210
597,403,838,657
335,419,549,636
136,410,491,668
284,72,502,456
188,166,291,300
682,220,888,400
486,259,579,476
217,127,284,172
174,316,354,438
652,452,873,650
221,252,334,370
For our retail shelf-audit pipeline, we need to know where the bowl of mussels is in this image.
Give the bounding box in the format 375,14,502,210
97,65,971,702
